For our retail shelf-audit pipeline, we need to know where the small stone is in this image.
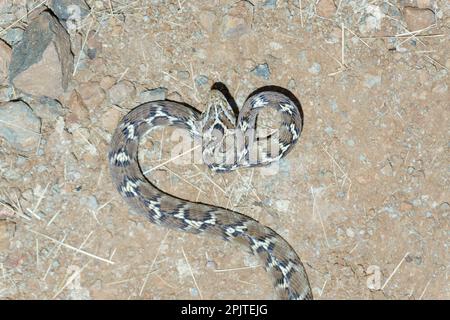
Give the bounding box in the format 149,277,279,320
346,228,355,238
324,126,334,135
32,96,65,122
364,74,381,88
78,81,106,107
263,0,277,8
190,287,199,297
206,259,217,269
1,28,23,46
275,200,290,212
403,7,435,31
99,75,116,90
108,80,136,105
308,62,321,75
67,90,89,122
83,195,98,210
251,63,270,80
359,5,385,34
222,1,252,38
195,75,208,86
9,11,73,99
101,107,122,132
0,101,41,152
380,162,393,176
400,201,413,212
177,70,190,80
316,0,337,18
49,0,90,30
287,78,296,90
0,40,11,85
139,87,167,102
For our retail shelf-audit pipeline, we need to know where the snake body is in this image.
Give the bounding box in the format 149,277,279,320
108,89,312,299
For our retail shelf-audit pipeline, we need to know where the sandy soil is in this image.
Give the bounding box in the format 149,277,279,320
0,0,448,299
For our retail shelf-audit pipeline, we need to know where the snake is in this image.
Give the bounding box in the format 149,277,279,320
108,88,312,300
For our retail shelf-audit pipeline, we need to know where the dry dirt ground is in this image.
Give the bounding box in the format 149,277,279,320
0,0,449,299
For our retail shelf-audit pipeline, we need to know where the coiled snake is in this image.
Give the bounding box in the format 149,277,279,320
108,88,312,299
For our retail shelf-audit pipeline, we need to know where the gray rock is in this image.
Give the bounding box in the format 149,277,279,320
83,195,98,211
308,62,321,75
364,74,381,88
251,63,270,80
1,28,24,46
195,75,209,86
9,11,74,98
263,0,277,8
108,80,136,105
221,1,252,38
32,97,66,122
0,100,41,152
49,0,90,23
139,87,167,102
177,70,190,80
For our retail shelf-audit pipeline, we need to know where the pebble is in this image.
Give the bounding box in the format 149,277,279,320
400,201,413,212
346,228,355,238
32,97,65,122
1,28,23,46
0,40,11,85
251,63,270,80
222,1,252,38
177,70,190,80
275,200,290,212
316,0,337,18
380,162,393,176
358,5,384,34
308,62,321,75
101,107,123,132
67,90,89,123
206,259,217,269
139,87,167,102
78,81,106,107
49,0,90,30
403,6,435,31
346,139,355,147
263,0,277,8
364,74,381,88
0,101,41,152
108,80,136,105
189,287,199,297
287,78,296,90
195,75,209,86
83,195,98,211
99,75,116,90
9,12,73,99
